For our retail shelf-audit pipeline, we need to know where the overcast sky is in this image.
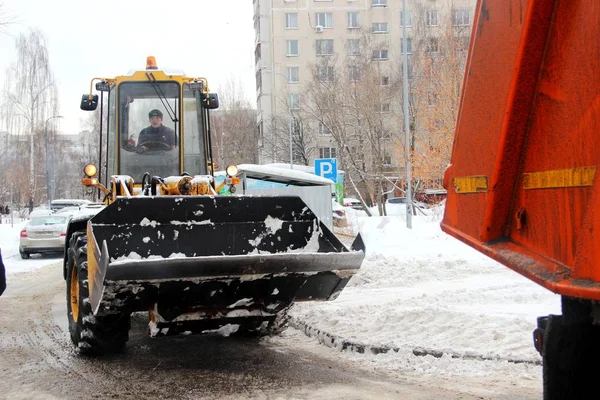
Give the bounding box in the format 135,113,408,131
0,0,255,134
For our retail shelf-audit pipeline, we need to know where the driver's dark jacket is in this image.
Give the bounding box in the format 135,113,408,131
138,125,177,147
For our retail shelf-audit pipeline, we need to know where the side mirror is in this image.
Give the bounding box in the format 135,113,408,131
80,94,99,111
201,92,219,109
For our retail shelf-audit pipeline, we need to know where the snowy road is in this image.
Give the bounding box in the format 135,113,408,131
0,261,540,399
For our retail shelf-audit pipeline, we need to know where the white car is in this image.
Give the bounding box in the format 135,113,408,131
19,214,70,259
342,197,363,209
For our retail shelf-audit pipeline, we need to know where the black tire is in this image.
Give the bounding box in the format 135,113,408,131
542,298,600,400
20,252,29,259
66,231,130,355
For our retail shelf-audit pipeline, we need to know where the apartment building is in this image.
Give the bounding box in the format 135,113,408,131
254,0,475,171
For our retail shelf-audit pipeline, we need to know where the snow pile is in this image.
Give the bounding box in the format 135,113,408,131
288,206,561,373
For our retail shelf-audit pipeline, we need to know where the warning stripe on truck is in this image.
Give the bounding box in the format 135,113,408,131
452,176,488,194
522,167,596,190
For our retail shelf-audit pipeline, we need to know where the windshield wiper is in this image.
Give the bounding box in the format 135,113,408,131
145,72,179,123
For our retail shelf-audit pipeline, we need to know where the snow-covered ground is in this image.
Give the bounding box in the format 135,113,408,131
0,216,64,275
285,203,561,381
0,204,561,385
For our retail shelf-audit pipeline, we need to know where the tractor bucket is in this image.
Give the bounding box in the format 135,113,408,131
85,196,364,326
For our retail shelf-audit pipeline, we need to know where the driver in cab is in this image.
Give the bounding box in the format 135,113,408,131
137,109,177,152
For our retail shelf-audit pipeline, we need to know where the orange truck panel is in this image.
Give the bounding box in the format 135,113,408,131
441,0,600,300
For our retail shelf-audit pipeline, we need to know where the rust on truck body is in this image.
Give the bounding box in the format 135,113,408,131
442,0,600,299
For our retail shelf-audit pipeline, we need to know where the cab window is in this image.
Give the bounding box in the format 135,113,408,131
116,82,181,179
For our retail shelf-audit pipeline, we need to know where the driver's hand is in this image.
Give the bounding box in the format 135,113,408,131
141,146,148,151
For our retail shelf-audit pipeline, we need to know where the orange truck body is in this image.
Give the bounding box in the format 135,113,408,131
441,0,600,300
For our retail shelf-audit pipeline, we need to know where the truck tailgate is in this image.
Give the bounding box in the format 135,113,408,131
441,0,600,300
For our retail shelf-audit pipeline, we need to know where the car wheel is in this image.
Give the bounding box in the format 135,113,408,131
20,252,30,259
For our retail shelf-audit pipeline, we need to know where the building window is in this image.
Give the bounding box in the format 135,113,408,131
319,122,332,135
372,22,388,33
347,39,360,55
254,43,261,65
380,103,391,113
316,39,334,56
285,13,298,29
347,12,359,28
454,9,471,26
317,66,334,82
372,0,387,7
401,38,412,54
319,147,337,158
383,152,392,165
426,37,439,53
372,49,389,60
286,40,299,56
380,76,390,86
401,62,414,78
315,12,333,28
426,10,439,27
288,93,300,110
287,67,299,83
400,11,412,27
348,66,360,82
255,70,262,91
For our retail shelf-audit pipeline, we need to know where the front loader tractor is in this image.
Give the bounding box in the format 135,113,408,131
65,57,365,355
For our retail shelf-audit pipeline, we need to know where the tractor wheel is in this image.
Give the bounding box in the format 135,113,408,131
66,230,130,355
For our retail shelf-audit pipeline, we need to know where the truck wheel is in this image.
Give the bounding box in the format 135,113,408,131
66,231,130,355
542,298,600,400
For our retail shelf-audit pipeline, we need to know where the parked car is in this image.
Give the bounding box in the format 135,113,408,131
386,197,428,209
332,199,348,227
386,197,407,204
50,199,92,212
19,214,70,259
342,197,363,209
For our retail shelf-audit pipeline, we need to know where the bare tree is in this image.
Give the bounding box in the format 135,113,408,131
0,28,58,206
0,1,16,34
295,32,403,215
210,76,258,168
390,1,471,192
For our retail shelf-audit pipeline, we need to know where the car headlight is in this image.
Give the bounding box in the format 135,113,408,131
226,164,239,177
84,163,97,177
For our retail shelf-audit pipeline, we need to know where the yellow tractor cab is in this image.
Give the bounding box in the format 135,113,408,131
80,56,225,198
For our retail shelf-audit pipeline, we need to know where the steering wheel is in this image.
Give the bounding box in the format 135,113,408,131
138,141,172,152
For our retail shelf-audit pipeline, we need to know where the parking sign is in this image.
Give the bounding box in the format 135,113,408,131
315,158,337,182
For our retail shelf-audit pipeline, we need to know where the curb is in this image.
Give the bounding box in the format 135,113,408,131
289,317,541,366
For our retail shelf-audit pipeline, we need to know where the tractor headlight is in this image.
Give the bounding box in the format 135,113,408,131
84,163,98,177
226,164,239,177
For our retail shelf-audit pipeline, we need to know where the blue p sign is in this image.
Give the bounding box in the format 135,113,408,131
315,158,337,182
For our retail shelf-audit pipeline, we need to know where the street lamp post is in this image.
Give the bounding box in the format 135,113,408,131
265,70,293,169
45,115,63,203
402,0,413,229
